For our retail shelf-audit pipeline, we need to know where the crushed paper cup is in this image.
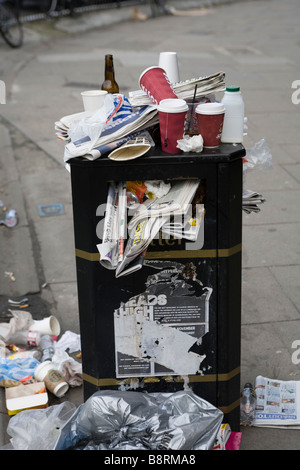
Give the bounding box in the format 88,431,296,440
29,315,60,336
108,136,151,161
139,66,178,105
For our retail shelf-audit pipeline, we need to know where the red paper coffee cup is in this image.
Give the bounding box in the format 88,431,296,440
139,66,178,105
196,102,225,148
157,98,188,154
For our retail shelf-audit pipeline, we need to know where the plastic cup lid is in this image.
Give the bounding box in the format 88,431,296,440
195,102,225,115
53,381,69,398
34,360,53,380
157,98,188,113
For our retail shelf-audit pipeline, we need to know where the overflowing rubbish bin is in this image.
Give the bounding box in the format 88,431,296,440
68,142,245,431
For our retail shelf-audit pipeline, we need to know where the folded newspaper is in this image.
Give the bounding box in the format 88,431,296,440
129,71,226,106
254,375,300,429
97,179,201,277
243,188,265,214
55,94,159,162
64,105,158,161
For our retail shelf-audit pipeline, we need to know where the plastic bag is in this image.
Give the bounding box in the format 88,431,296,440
55,390,223,450
0,310,33,342
0,356,40,387
68,94,132,153
244,139,273,172
5,401,76,450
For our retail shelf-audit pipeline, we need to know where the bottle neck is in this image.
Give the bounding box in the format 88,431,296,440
105,57,115,80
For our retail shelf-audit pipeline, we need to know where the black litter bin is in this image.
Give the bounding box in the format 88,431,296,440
69,143,245,431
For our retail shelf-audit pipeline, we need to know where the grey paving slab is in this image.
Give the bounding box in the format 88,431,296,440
49,281,80,334
240,322,300,385
34,216,76,284
283,163,300,184
243,222,300,268
242,266,300,324
243,190,300,226
244,165,300,193
270,265,300,312
0,125,40,296
0,225,40,297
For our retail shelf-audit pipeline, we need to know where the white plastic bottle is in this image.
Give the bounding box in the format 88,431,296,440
221,86,245,143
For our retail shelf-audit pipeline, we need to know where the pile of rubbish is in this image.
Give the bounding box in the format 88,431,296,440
0,310,82,415
2,389,242,450
0,310,243,451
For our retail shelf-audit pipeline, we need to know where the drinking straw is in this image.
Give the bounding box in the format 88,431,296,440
187,84,198,132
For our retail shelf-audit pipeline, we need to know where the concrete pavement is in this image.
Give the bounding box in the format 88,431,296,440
0,0,300,450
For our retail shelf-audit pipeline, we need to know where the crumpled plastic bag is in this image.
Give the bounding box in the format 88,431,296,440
144,180,171,199
4,401,76,450
51,330,82,387
55,390,223,450
0,356,40,387
177,135,204,153
55,330,81,354
51,349,82,387
68,94,132,153
244,138,273,172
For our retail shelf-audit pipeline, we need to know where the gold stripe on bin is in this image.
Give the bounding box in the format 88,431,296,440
76,243,242,262
82,367,240,387
218,398,240,415
82,369,241,415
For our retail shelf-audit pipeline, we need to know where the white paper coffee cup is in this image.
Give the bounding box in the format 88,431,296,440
158,52,180,84
81,90,108,112
157,98,188,113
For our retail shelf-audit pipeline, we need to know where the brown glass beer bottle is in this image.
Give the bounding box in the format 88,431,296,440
101,54,119,93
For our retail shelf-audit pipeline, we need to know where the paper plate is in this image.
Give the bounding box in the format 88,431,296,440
108,137,151,161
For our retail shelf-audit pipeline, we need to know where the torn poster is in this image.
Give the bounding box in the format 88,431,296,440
114,261,212,378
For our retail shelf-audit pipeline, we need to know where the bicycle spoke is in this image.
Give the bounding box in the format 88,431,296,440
0,3,23,48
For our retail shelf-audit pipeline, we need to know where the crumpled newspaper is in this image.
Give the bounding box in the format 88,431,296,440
177,134,204,153
0,310,33,343
53,330,82,387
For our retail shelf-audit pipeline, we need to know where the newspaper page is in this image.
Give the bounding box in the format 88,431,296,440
254,375,300,428
64,105,158,160
115,215,168,278
128,180,200,228
97,182,119,270
162,203,205,241
242,188,266,214
97,179,202,278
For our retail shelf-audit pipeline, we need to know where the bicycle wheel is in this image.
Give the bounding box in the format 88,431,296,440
40,0,58,13
0,3,23,48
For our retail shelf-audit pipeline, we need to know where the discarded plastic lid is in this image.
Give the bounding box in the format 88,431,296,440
34,361,54,381
157,98,188,113
195,102,225,115
53,381,69,398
